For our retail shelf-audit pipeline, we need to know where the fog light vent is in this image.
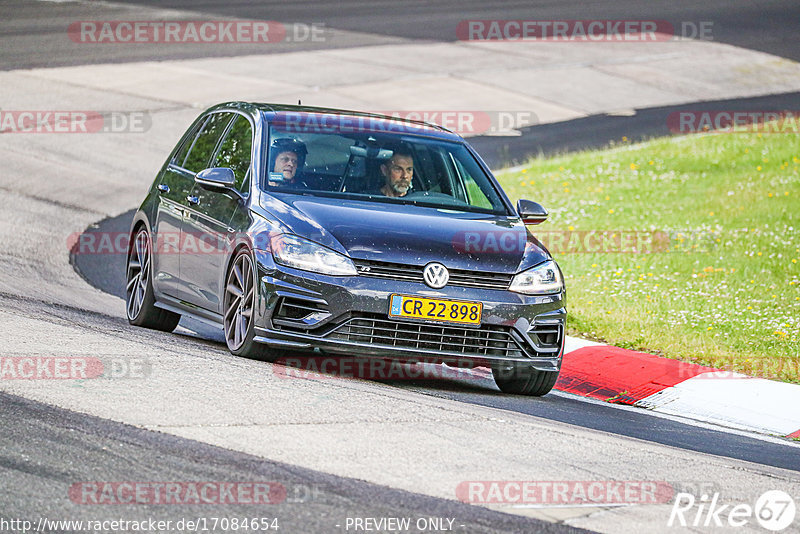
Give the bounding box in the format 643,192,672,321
529,322,562,351
273,297,331,331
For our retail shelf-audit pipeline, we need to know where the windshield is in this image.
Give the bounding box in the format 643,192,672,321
262,120,510,215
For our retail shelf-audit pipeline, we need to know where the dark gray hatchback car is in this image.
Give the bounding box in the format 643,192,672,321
127,102,566,395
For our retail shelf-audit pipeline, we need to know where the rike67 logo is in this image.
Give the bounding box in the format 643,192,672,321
669,490,796,531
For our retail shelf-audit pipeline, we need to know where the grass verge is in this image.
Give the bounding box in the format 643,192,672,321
496,131,800,382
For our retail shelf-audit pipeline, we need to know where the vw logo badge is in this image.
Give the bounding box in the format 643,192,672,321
423,262,449,289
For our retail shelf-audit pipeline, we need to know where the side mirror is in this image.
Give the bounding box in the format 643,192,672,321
517,199,548,225
195,167,236,190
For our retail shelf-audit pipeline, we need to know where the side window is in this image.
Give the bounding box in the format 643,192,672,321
213,115,253,192
454,157,493,209
182,112,234,174
171,118,206,167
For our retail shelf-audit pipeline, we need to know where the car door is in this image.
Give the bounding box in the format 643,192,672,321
163,111,235,303
151,117,207,298
180,113,253,313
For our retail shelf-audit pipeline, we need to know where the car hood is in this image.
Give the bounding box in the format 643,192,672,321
260,193,550,273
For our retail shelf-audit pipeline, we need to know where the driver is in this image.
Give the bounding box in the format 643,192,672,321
268,138,308,187
371,149,414,197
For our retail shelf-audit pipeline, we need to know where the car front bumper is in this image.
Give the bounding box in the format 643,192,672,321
252,251,566,371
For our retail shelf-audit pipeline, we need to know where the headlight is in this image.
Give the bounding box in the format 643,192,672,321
509,260,563,295
270,234,357,276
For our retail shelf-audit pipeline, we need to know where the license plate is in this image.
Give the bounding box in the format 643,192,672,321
388,294,482,326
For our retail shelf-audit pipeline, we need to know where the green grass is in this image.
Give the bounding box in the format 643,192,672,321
496,131,800,382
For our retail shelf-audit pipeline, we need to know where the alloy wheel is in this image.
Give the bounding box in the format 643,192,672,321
224,252,255,351
126,229,150,320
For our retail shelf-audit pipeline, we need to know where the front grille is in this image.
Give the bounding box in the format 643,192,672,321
353,259,513,290
327,314,527,359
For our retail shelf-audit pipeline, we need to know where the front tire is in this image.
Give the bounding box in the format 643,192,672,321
492,363,559,396
223,248,280,361
126,227,180,332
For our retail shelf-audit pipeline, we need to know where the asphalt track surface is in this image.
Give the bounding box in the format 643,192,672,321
4,0,799,167
0,391,587,534
4,1,800,531
3,0,799,69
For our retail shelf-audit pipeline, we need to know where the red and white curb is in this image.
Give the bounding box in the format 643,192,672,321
558,337,800,439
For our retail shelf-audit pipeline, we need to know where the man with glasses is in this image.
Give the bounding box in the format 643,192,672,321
268,138,308,187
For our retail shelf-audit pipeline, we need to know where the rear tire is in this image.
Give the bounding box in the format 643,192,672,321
492,363,559,396
223,248,281,361
126,227,180,332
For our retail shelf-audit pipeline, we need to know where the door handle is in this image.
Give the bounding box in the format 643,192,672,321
186,195,200,205
157,184,170,193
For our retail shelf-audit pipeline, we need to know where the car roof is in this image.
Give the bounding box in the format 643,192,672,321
203,101,465,142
